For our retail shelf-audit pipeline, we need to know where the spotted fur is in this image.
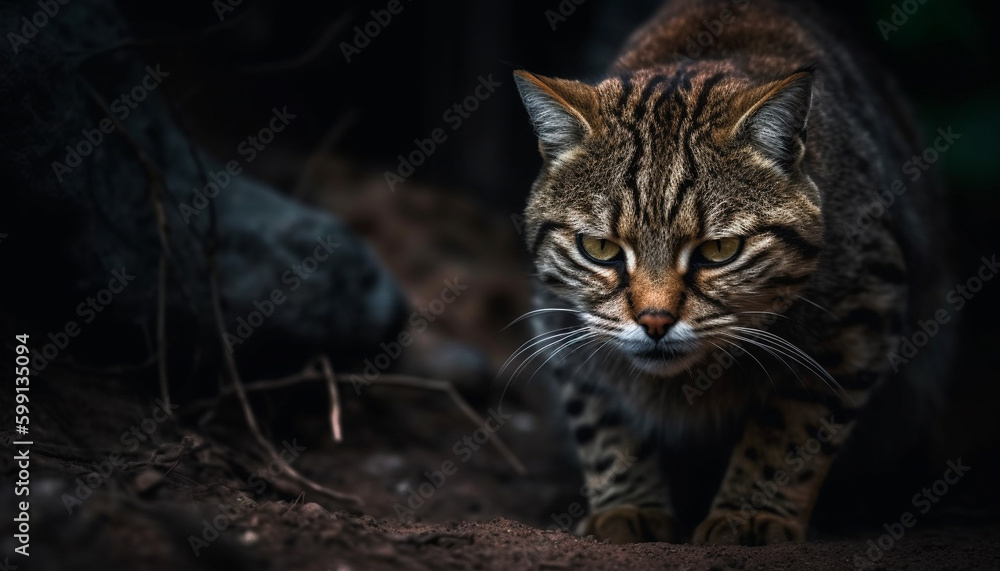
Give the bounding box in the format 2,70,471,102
513,0,953,544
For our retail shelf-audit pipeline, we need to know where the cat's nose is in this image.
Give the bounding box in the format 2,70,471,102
636,311,676,341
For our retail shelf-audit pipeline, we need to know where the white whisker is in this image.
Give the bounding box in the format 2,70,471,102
714,335,778,391
573,338,614,376
523,333,601,388
496,326,582,380
731,326,852,404
502,307,584,331
737,311,789,321
795,295,837,319
499,329,591,406
718,332,791,389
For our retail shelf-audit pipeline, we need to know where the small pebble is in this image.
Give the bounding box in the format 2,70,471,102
301,502,331,518
133,468,163,494
239,530,259,546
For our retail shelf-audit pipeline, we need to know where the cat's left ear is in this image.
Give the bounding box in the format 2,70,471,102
513,70,600,162
727,68,815,175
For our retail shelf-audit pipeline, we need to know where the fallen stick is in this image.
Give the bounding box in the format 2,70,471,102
190,365,527,476
318,355,344,443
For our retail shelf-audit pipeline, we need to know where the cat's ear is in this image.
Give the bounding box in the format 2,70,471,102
728,69,814,175
513,70,599,162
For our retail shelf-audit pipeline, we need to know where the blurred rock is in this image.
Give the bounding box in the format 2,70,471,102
0,0,406,377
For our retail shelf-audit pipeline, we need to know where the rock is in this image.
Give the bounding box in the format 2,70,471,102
133,468,164,495
0,0,406,377
238,530,259,546
300,502,332,519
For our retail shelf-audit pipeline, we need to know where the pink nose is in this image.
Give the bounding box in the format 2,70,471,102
636,311,676,341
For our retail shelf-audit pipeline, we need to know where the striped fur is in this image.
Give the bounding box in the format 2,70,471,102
514,0,953,545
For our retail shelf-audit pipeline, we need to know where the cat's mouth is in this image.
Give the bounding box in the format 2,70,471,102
632,344,692,362
608,321,704,377
625,342,704,377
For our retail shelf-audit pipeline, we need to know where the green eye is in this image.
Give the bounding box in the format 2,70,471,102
578,235,624,264
696,237,743,265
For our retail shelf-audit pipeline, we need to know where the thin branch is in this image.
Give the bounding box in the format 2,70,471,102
318,355,343,443
63,355,157,376
371,375,527,476
188,367,527,476
236,10,353,74
240,361,322,392
81,79,172,409
205,247,361,505
155,254,169,408
184,361,321,411
189,97,361,506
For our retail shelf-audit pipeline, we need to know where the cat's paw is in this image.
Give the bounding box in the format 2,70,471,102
693,511,804,545
577,505,676,544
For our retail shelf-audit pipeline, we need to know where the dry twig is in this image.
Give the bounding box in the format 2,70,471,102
318,355,344,443
203,230,362,506
370,375,527,476
172,93,363,506
188,365,527,476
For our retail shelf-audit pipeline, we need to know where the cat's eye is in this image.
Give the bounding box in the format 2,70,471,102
577,235,624,265
694,237,743,265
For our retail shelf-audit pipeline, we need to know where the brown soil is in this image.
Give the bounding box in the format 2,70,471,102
4,367,998,571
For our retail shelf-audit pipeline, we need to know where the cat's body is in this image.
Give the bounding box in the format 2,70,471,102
514,0,954,544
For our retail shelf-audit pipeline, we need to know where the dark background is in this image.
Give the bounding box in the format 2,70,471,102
116,0,996,215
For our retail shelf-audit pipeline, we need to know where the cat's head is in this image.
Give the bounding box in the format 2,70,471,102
514,66,824,378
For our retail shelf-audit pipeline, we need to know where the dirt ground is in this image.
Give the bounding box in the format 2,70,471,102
3,368,998,571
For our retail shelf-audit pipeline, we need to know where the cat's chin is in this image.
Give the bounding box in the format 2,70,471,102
627,348,705,379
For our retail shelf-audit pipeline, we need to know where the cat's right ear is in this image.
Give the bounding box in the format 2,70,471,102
513,70,599,162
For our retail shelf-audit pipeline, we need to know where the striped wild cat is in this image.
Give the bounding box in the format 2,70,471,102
512,0,954,545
